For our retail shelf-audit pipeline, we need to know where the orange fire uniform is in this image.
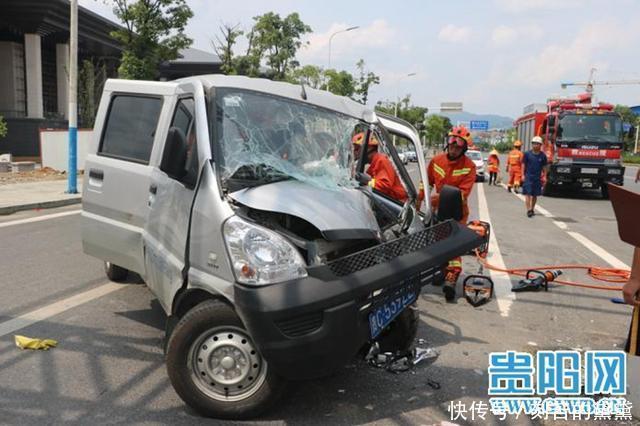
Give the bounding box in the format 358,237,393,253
426,152,477,280
506,149,524,189
487,155,500,173
367,152,407,202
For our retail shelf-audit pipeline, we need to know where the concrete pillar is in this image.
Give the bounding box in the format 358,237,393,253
24,33,43,118
56,43,69,119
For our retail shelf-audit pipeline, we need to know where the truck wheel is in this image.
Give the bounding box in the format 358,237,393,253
601,184,610,200
375,304,419,353
166,300,286,419
542,182,554,197
104,261,128,282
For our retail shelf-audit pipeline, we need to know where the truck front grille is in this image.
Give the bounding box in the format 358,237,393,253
327,221,454,277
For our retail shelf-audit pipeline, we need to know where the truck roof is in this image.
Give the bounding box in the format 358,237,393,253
185,74,376,123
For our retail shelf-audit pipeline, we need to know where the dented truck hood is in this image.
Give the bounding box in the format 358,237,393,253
229,180,381,240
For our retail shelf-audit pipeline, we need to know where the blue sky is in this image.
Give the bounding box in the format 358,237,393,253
79,0,640,118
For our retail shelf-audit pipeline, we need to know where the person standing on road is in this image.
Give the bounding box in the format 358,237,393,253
506,140,524,193
521,136,548,218
487,149,500,185
352,132,407,202
423,125,477,302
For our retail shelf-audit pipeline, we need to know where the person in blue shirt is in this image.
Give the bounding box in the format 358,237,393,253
521,136,548,217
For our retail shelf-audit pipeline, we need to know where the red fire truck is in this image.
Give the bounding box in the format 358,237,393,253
514,93,625,198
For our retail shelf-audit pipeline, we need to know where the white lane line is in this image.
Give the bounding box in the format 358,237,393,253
0,282,129,337
567,232,630,270
0,210,81,228
477,182,515,317
553,221,568,230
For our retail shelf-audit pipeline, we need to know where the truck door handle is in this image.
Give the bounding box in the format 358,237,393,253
149,184,157,195
89,169,103,180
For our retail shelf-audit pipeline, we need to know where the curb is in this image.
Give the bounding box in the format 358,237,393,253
0,197,82,216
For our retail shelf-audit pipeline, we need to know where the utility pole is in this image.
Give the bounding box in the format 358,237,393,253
327,26,359,70
67,0,78,193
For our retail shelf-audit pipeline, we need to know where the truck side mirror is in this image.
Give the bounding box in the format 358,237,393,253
437,184,463,222
161,127,188,181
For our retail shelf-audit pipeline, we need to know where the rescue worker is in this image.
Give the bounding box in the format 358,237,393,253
487,149,500,185
425,125,477,301
506,140,524,193
352,132,407,202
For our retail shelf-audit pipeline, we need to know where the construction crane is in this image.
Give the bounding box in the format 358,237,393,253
561,67,640,93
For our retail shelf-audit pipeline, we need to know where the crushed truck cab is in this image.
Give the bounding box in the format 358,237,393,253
81,74,484,419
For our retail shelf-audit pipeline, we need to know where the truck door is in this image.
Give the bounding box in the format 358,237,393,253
143,80,209,311
82,80,176,275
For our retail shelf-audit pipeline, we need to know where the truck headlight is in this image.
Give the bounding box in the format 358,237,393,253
608,169,621,175
223,216,307,285
557,167,571,173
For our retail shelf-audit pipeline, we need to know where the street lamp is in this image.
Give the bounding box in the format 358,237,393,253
327,26,359,70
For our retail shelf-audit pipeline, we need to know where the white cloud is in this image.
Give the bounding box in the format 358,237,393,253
437,24,471,43
495,0,582,13
298,20,396,66
491,24,543,47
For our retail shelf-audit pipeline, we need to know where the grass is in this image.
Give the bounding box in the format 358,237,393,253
623,153,640,165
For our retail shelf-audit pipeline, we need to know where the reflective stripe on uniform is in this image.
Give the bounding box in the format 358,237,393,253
368,178,376,188
448,260,462,268
433,163,446,178
452,168,471,176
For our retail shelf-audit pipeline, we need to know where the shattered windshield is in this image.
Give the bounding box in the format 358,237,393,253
212,89,360,190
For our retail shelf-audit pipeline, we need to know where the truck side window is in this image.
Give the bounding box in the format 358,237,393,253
99,95,162,164
170,98,198,185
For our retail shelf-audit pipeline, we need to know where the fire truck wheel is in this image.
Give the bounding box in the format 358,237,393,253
601,184,609,200
542,182,555,197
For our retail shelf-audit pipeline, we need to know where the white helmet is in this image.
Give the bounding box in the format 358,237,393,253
532,136,543,144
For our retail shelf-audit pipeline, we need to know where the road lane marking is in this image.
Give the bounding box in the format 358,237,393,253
0,282,129,337
0,210,81,228
553,221,568,230
567,232,630,270
477,182,515,317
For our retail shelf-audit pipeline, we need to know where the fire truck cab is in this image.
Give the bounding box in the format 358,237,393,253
515,93,625,198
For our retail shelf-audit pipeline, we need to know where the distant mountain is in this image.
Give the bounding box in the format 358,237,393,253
438,111,514,130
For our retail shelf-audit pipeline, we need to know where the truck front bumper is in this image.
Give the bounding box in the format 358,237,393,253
234,220,483,380
549,164,625,187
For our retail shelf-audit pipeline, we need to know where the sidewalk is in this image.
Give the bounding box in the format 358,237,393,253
0,178,82,215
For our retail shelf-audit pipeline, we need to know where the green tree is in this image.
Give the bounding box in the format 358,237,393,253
375,96,427,128
213,23,243,75
324,69,356,97
0,115,7,139
250,12,311,80
109,0,193,80
287,64,324,89
78,59,108,127
424,115,447,146
615,104,638,151
353,59,380,105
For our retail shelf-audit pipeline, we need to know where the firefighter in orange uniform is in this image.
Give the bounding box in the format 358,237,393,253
487,149,500,185
425,125,477,301
506,140,524,193
352,132,407,202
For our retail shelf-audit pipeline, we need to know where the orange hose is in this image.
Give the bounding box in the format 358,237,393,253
474,251,630,292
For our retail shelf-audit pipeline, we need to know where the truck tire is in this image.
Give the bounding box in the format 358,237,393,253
166,300,286,419
601,184,610,200
542,182,554,197
104,261,128,282
375,304,419,353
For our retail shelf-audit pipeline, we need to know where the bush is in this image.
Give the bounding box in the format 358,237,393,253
623,152,640,164
0,115,7,139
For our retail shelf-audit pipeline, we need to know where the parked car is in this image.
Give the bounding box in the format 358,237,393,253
398,151,409,164
466,149,485,182
81,75,483,419
405,150,418,162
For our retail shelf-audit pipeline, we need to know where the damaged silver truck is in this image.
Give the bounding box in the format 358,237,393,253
81,75,484,419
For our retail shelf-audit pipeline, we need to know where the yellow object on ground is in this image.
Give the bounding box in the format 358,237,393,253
14,335,58,350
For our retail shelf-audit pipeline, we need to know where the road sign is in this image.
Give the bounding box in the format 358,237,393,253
623,123,632,132
470,120,489,131
440,102,463,112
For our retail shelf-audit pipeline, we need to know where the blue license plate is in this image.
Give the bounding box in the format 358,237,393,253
368,289,417,339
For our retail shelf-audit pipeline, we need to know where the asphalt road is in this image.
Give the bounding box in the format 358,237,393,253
0,164,638,425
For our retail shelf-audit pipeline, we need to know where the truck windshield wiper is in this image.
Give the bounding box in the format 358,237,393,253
228,164,294,189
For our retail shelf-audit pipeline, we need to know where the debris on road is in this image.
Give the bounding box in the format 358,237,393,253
365,342,440,373
14,335,58,350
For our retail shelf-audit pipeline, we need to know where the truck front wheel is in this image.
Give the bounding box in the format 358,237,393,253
104,261,128,282
601,184,610,200
542,182,555,197
375,304,419,353
166,300,286,419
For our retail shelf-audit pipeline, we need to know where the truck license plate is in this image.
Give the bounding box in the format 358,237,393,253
581,168,598,174
368,288,417,339
582,182,593,188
